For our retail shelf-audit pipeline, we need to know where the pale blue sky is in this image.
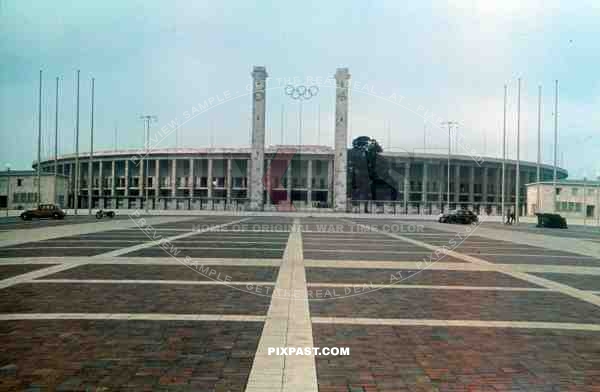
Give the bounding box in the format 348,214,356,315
1,0,599,178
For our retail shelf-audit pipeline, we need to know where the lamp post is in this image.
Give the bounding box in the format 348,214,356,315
441,121,458,212
139,115,157,212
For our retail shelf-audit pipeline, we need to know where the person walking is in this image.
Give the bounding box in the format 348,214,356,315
505,208,512,225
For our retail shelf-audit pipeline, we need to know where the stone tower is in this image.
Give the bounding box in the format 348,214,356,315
334,68,350,211
249,66,268,210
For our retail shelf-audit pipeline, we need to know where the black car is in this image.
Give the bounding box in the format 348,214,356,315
438,209,478,224
20,204,66,220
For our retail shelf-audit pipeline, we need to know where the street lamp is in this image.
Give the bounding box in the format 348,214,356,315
139,115,157,212
4,163,10,217
441,121,458,212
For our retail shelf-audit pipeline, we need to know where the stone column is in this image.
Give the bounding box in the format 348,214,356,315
189,158,194,192
307,160,313,204
154,159,160,207
403,162,410,212
494,167,500,210
138,160,144,195
327,159,333,206
249,66,268,210
421,162,428,205
170,159,176,197
437,163,443,209
334,67,350,211
469,165,475,205
98,161,103,208
110,160,116,197
124,159,129,197
227,158,232,204
454,164,461,203
207,158,213,198
482,166,489,206
246,159,251,193
287,159,292,202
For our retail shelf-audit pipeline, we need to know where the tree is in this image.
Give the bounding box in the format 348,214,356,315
349,136,383,211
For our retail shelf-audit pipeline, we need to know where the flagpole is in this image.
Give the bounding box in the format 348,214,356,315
88,77,95,215
553,80,559,212
515,78,521,224
501,84,507,218
536,85,542,212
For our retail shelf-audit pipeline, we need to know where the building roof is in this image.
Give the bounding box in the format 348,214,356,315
526,179,600,187
0,170,68,177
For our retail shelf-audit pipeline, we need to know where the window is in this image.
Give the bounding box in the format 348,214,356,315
555,187,562,195
17,179,23,186
588,188,595,196
572,188,579,196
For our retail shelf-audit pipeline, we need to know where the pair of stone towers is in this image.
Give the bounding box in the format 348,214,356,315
248,66,350,212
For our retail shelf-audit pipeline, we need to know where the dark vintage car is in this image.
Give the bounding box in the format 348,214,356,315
438,209,479,224
535,213,568,229
20,204,66,220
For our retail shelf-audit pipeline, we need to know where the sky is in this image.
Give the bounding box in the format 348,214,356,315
1,0,599,178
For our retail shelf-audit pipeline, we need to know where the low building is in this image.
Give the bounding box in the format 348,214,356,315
0,170,69,210
526,180,600,219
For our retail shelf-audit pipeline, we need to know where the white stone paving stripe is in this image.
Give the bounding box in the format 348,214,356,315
31,279,275,286
246,219,318,392
95,217,252,258
343,219,600,309
0,313,265,322
312,317,600,331
306,283,550,291
0,263,86,290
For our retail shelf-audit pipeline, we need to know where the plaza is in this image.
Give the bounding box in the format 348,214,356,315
0,212,599,391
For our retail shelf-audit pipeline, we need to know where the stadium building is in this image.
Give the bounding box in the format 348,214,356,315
29,66,568,215
33,147,566,216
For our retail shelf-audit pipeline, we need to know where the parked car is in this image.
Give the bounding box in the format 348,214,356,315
535,213,567,229
20,204,66,220
438,209,478,224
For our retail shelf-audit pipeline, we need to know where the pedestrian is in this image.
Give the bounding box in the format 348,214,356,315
505,208,511,225
510,211,516,224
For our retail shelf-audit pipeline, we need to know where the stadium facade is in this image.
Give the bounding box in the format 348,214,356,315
34,146,566,215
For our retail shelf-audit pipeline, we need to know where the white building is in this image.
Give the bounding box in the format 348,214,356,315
0,170,69,210
526,180,600,219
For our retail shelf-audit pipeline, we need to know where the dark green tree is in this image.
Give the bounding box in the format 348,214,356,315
349,136,383,211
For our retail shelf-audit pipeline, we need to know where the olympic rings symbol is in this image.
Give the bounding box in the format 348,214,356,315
284,84,319,100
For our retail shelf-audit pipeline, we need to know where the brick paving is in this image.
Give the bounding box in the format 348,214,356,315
303,251,468,262
43,264,279,282
306,268,540,287
124,248,285,259
309,287,600,323
313,324,600,392
0,283,272,315
0,248,124,258
0,320,262,391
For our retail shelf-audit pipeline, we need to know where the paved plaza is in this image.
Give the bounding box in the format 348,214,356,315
0,214,599,391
